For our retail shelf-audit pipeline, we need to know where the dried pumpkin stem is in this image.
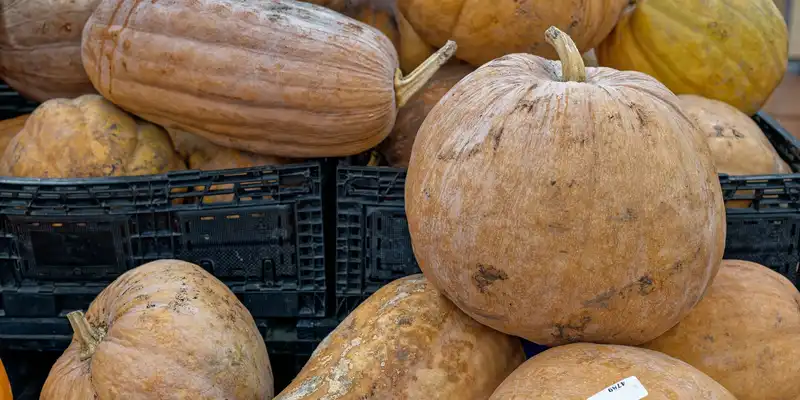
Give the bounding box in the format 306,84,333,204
544,26,586,83
366,150,382,167
66,310,106,361
394,40,458,108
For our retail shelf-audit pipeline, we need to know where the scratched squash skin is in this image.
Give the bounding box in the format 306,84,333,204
81,0,456,158
405,28,726,346
643,260,800,400
275,274,525,400
489,344,736,399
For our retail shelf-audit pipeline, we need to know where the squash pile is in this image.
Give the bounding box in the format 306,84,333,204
0,0,797,398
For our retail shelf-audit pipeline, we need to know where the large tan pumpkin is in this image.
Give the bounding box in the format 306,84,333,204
490,343,736,399
40,260,273,399
596,0,788,116
643,260,800,400
0,95,185,178
0,114,28,155
276,274,525,399
0,0,98,101
82,0,456,158
379,63,473,167
678,94,790,175
405,27,726,346
396,0,629,66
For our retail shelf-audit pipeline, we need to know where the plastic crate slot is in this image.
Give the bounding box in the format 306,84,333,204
226,214,240,220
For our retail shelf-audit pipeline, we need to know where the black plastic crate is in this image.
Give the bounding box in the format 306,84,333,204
335,112,800,316
0,163,327,319
0,82,37,120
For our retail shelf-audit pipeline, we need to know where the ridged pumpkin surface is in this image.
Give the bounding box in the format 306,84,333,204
0,114,28,155
396,0,628,66
596,0,788,116
0,95,184,178
0,0,98,101
405,29,726,346
379,63,473,167
490,343,736,399
643,260,800,400
40,260,273,399
678,94,790,175
82,0,422,158
276,274,525,400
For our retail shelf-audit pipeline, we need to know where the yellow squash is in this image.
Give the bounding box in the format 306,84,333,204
597,0,788,115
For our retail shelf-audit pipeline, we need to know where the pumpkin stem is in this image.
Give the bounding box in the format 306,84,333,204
394,40,457,108
544,26,586,83
67,311,106,361
366,150,382,166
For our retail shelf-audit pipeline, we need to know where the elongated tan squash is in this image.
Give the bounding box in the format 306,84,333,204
643,260,800,400
490,343,735,399
81,0,456,158
0,0,98,101
405,28,725,346
276,274,525,400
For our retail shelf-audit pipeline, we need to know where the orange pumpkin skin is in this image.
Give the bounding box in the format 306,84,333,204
0,95,185,178
379,63,473,167
0,0,98,101
643,260,800,400
405,29,725,346
0,358,11,400
40,260,273,399
396,0,629,66
0,114,29,155
489,343,736,399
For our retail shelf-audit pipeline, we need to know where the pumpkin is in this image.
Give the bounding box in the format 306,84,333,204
396,0,629,66
40,259,273,399
81,0,456,158
349,4,400,54
276,274,525,399
405,27,726,346
0,0,98,101
642,260,800,400
596,0,788,116
0,95,185,178
0,114,28,155
379,63,473,167
0,359,10,400
490,343,736,399
678,94,790,175
395,8,435,74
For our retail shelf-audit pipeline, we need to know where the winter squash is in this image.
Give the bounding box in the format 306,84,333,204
678,95,790,175
0,114,28,155
349,5,400,54
0,359,10,400
379,63,473,167
0,95,185,178
489,343,736,399
0,0,98,101
276,274,525,399
396,0,629,66
405,27,726,346
596,0,788,116
40,259,273,399
643,260,800,400
82,0,456,158
395,8,435,74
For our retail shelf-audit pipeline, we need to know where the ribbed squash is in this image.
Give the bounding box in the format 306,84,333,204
379,63,473,167
0,0,98,101
643,260,800,400
596,0,788,116
0,95,185,178
276,275,525,399
0,359,10,400
40,260,273,399
405,28,725,346
0,114,28,155
82,0,456,158
490,344,735,399
396,0,629,66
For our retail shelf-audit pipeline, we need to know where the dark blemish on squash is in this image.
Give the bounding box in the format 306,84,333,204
713,125,724,137
730,128,745,138
146,302,156,309
133,294,149,302
342,22,364,34
61,23,72,33
611,208,636,222
704,335,715,343
630,104,648,127
396,315,413,326
514,100,536,113
550,179,557,185
552,315,592,342
638,275,655,295
583,289,616,309
489,126,504,150
396,348,410,361
472,264,508,293
568,180,576,188
569,19,579,29
109,123,118,130
547,223,568,233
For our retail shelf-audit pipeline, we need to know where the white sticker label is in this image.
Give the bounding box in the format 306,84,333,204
587,376,648,400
